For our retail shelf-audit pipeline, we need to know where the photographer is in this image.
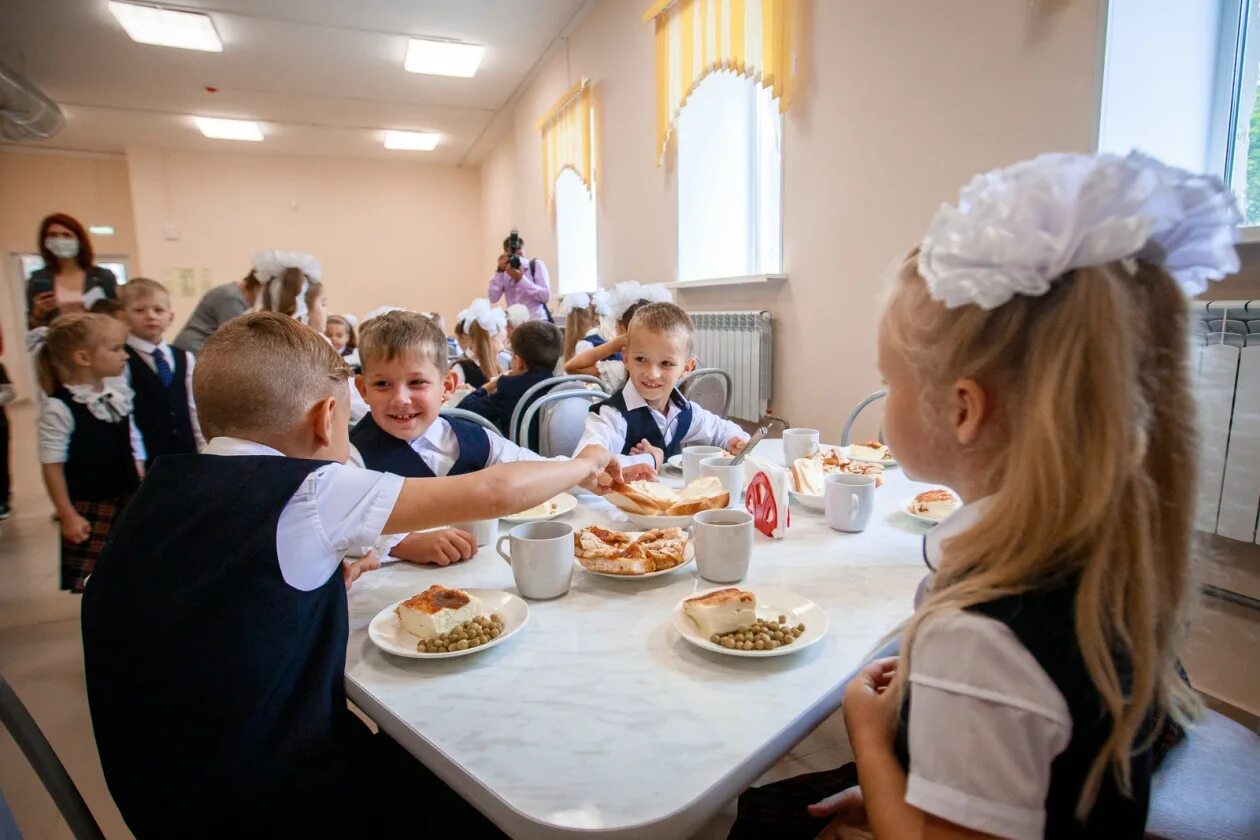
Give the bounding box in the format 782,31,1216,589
488,229,551,322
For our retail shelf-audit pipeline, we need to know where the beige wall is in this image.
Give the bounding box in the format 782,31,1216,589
0,148,138,399
479,0,1107,433
125,147,486,335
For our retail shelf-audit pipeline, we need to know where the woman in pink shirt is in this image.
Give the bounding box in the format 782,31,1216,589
488,232,551,321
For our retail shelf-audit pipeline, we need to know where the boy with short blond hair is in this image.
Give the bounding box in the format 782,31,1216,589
577,301,749,470
83,312,614,837
120,276,203,464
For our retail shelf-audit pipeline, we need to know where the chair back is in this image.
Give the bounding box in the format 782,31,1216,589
510,374,604,445
520,388,609,458
840,389,886,446
0,675,106,840
439,407,503,437
679,367,732,418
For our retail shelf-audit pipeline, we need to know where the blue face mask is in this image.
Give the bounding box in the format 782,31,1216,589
45,237,80,259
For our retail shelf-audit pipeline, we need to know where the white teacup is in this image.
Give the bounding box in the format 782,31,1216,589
782,428,820,466
693,508,754,582
682,445,724,484
824,473,876,533
700,456,744,508
452,519,497,547
495,521,574,599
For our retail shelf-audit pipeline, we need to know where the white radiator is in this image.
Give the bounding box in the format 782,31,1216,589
1193,300,1260,543
689,310,773,421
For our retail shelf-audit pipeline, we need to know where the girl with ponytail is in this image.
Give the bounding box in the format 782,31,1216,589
451,299,506,388
824,153,1238,840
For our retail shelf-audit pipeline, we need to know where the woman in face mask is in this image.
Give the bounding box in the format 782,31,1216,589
27,213,119,330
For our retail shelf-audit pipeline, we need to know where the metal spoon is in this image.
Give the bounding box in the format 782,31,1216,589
730,425,769,467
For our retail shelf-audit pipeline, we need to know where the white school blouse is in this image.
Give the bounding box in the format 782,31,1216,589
124,335,206,450
574,380,748,468
904,500,1072,840
202,437,403,591
38,382,147,465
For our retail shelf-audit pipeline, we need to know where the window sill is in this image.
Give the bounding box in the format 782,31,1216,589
1239,226,1260,245
666,273,787,290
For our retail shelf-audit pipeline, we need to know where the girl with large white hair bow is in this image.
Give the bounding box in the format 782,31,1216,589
450,299,507,389
563,282,672,391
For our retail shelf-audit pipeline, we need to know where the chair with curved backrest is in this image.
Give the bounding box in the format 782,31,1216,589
0,675,106,840
519,388,610,458
510,375,604,447
679,367,732,419
439,407,502,437
840,389,887,447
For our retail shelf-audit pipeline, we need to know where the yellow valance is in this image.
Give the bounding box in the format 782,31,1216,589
538,79,594,209
644,0,794,163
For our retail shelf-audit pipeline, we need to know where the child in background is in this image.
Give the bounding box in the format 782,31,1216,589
0,361,12,518
350,311,561,565
565,282,671,392
36,313,143,592
422,311,459,357
502,303,530,370
450,299,505,389
577,302,748,470
89,298,126,321
809,153,1227,840
559,289,614,363
121,278,204,466
325,314,360,369
82,312,615,837
460,320,564,447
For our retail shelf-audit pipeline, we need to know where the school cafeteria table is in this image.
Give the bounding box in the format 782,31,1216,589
344,440,937,840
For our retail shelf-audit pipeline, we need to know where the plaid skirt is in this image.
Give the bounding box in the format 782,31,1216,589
61,496,128,593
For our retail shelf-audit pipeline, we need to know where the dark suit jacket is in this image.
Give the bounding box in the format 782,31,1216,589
26,265,119,326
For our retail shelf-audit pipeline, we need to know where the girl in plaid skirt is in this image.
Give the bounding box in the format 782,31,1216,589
36,313,143,592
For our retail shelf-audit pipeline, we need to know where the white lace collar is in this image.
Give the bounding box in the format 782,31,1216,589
64,381,134,423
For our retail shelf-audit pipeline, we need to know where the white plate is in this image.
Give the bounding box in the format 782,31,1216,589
368,589,529,659
664,454,684,471
576,532,695,579
672,587,829,658
623,510,696,530
901,494,959,526
839,445,898,468
503,492,578,522
790,490,825,511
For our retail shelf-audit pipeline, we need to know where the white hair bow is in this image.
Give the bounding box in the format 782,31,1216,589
918,151,1241,310
253,250,322,324
506,303,531,327
559,289,614,317
461,298,507,336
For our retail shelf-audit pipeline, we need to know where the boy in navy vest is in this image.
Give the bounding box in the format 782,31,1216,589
459,319,563,446
82,312,615,838
120,277,204,466
577,302,749,470
349,311,561,566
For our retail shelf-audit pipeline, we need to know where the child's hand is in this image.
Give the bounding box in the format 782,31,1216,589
609,334,628,352
629,439,664,470
727,436,748,455
483,377,499,394
343,550,382,591
620,463,658,482
809,786,869,838
842,657,900,755
390,529,477,567
575,445,617,493
61,512,91,545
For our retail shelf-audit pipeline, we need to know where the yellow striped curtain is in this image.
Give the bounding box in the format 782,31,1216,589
643,0,794,163
538,79,594,209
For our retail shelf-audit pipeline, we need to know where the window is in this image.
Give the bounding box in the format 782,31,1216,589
554,167,597,294
677,72,782,283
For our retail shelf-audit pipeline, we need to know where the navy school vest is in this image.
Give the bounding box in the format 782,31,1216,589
125,345,197,465
52,386,140,501
350,414,490,477
452,357,487,389
584,332,622,361
590,388,693,458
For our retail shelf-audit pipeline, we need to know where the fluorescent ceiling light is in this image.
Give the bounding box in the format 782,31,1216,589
194,116,263,141
88,225,116,236
384,130,439,151
108,1,223,52
404,38,484,77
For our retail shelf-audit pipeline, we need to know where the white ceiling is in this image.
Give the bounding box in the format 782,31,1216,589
0,0,588,165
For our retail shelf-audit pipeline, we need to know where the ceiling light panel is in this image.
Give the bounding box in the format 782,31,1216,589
108,1,223,52
404,38,485,78
194,116,263,141
384,130,440,151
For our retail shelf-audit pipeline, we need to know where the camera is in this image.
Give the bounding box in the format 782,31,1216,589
506,228,523,270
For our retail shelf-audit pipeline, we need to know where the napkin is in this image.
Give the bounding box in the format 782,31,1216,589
742,455,790,539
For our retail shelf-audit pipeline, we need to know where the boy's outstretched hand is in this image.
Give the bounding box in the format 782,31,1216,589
390,528,476,566
629,438,664,470
574,445,620,494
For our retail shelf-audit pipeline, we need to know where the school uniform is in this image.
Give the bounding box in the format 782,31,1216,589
451,357,488,389
81,438,505,838
576,381,747,468
575,332,622,361
457,368,554,446
37,383,144,591
124,335,204,465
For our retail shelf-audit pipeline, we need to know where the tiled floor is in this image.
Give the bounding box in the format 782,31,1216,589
0,402,853,840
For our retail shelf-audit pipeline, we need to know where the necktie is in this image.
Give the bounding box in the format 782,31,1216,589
151,348,174,388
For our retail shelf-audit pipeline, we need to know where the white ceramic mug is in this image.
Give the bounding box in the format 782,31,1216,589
452,519,497,547
495,521,574,599
824,473,876,533
700,456,744,508
682,445,724,484
782,428,820,466
692,509,754,582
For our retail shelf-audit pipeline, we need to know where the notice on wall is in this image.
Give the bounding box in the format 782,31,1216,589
168,267,197,297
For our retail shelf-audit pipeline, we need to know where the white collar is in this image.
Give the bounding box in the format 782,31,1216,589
409,417,449,452
621,380,687,417
64,381,135,423
126,334,167,355
204,436,286,458
924,495,992,569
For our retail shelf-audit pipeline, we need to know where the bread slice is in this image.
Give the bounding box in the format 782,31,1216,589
791,457,825,495
663,476,729,515
604,481,672,515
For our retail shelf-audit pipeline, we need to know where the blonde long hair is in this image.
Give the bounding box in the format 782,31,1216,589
883,251,1200,817
563,306,600,361
466,321,502,378
35,312,118,395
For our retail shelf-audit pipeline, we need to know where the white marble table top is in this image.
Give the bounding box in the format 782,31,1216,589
345,441,938,839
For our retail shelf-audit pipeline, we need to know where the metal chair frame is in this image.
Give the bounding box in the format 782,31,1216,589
840,389,887,446
518,389,610,457
439,407,503,437
509,375,604,445
679,367,733,418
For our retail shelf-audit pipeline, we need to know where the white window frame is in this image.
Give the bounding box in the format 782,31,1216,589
675,72,784,287
554,167,598,295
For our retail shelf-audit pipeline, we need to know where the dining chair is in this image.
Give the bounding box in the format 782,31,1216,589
0,675,106,840
679,367,732,418
840,389,886,446
439,407,502,437
509,374,604,445
519,388,610,458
